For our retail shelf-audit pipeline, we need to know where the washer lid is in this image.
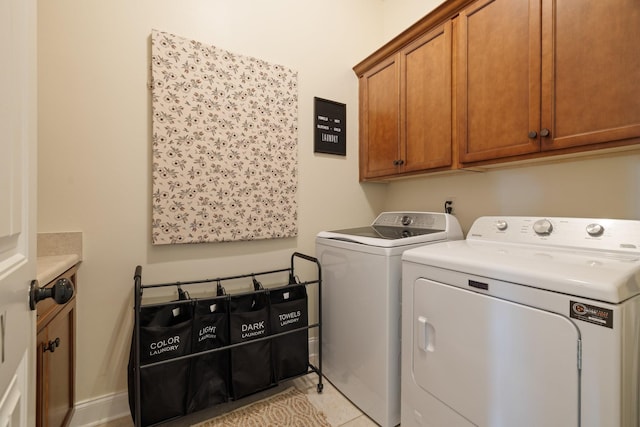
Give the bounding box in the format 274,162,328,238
317,212,463,248
325,225,443,240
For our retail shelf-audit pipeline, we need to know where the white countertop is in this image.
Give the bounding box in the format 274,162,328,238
37,254,81,286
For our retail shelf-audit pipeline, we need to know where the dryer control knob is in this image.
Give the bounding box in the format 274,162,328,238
533,219,553,236
401,215,413,226
586,223,604,237
495,220,508,231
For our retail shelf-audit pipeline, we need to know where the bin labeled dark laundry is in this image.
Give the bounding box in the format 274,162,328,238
187,295,230,413
229,282,273,399
128,300,193,426
270,281,309,381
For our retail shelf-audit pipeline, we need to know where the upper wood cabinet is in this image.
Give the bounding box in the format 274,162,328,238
355,0,640,179
357,22,453,181
457,0,640,164
542,0,640,152
359,54,401,179
402,23,453,174
456,0,541,162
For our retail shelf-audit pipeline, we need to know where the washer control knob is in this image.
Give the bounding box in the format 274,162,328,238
401,215,413,226
533,219,553,236
586,223,604,237
495,220,508,231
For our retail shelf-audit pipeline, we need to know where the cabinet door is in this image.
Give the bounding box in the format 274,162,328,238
359,55,400,180
37,302,75,427
457,0,542,163
401,22,452,172
541,0,640,151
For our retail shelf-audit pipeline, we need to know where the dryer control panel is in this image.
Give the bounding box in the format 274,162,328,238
467,216,640,253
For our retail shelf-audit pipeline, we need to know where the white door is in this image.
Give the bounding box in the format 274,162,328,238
0,0,38,425
412,278,580,427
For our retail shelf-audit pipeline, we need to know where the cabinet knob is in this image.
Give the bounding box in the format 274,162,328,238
43,337,60,353
29,278,75,311
393,159,405,166
528,131,537,139
540,128,551,137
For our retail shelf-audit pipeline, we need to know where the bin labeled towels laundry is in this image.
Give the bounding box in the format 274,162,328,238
229,280,273,399
270,281,309,381
128,300,193,426
187,294,230,413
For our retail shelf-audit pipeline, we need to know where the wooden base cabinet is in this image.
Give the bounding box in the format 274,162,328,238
36,266,77,427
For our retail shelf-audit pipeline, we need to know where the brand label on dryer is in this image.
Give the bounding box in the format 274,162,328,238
570,301,613,329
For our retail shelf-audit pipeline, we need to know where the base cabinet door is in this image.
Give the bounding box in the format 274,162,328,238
36,267,77,427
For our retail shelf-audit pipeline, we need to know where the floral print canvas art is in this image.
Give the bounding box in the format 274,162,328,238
150,30,298,244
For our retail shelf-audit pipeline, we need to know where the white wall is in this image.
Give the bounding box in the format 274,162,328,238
382,0,446,41
37,0,389,403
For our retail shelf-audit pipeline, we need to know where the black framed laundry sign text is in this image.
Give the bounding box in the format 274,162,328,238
314,97,346,156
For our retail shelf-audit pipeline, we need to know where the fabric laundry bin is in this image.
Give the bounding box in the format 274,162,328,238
229,288,273,399
187,296,230,413
269,282,309,381
128,300,193,426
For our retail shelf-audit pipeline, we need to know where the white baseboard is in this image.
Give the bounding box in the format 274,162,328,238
70,338,320,426
70,391,130,427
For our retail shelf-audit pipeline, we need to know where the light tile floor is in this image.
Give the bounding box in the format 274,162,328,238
98,373,378,427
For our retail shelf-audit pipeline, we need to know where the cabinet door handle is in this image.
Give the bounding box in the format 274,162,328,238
528,130,537,139
540,128,551,137
43,337,61,353
393,159,405,166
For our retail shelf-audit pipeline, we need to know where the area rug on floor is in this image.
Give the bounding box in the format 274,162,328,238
191,387,331,427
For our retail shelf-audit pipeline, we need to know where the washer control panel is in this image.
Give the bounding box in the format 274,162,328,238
468,216,640,253
373,211,448,231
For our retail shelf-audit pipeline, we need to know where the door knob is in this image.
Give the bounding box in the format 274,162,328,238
29,278,75,310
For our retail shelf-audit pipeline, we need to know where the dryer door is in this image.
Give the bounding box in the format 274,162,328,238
412,278,580,426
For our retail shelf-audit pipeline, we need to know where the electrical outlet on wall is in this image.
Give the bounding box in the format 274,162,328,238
444,197,456,215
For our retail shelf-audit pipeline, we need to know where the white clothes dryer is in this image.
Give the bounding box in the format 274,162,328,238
316,212,462,427
401,216,640,427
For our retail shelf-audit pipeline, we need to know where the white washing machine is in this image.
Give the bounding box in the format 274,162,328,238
316,212,463,427
401,216,640,427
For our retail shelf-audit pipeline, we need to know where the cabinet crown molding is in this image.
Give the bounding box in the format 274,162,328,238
353,0,471,76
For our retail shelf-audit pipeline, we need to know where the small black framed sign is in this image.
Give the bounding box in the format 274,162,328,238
314,97,346,156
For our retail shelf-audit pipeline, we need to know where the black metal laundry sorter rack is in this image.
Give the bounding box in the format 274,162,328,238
128,252,323,427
